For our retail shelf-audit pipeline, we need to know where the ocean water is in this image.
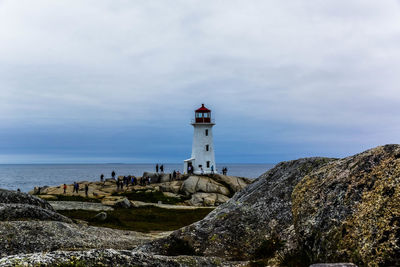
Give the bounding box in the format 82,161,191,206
0,163,274,192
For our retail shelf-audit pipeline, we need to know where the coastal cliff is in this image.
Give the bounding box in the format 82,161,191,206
0,145,399,266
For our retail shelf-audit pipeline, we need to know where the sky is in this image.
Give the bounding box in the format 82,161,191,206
1,0,400,164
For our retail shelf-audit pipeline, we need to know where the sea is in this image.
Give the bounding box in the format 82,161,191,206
0,163,274,192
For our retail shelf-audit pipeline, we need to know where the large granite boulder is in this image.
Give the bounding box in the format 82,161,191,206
141,145,400,266
142,157,333,261
0,221,155,257
0,189,53,210
0,189,72,222
292,144,400,266
159,181,183,194
0,203,72,223
180,176,231,196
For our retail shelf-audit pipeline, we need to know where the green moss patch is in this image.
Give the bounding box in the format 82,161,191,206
59,207,213,233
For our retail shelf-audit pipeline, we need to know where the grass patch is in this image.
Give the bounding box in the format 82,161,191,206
59,206,213,232
50,195,101,203
112,190,187,205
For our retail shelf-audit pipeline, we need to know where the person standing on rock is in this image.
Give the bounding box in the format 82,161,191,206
85,184,89,197
211,165,214,174
200,167,204,175
63,184,67,194
173,170,176,180
75,182,80,193
160,164,164,173
100,174,104,182
116,179,120,190
156,164,159,173
111,171,116,179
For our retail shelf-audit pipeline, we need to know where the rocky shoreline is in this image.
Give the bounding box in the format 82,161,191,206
0,145,399,266
31,173,252,208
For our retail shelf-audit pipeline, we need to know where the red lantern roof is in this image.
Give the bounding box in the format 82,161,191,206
196,104,211,112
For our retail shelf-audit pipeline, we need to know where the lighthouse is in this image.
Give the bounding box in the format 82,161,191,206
184,104,217,174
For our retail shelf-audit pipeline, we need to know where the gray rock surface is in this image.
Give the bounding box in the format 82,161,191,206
142,145,400,266
113,197,131,208
0,221,154,257
93,211,107,221
0,203,72,223
142,157,333,261
49,201,114,211
0,189,53,210
0,249,247,267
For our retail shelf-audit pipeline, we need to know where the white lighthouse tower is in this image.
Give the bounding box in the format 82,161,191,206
184,104,217,174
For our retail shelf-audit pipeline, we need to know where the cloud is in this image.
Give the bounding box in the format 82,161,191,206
1,0,400,162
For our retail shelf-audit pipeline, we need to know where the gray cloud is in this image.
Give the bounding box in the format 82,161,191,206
1,0,400,162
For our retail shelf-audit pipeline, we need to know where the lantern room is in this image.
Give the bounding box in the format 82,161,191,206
195,104,211,123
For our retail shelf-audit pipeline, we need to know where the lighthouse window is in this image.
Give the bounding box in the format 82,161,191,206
207,161,210,168
205,129,208,136
204,113,209,118
206,145,209,151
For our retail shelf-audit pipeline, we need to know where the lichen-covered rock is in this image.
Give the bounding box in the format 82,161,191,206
142,157,333,261
0,203,72,223
0,189,53,210
292,144,400,266
0,221,155,257
0,249,247,267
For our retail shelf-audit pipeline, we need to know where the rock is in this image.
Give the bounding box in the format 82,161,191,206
209,174,252,194
0,189,54,210
141,157,333,262
101,196,125,206
142,172,161,183
292,145,400,266
310,264,357,267
37,194,58,200
159,173,172,183
162,192,181,199
49,201,114,211
160,181,183,194
0,249,247,267
0,203,72,223
93,212,107,221
188,193,230,206
0,221,155,257
114,197,131,209
180,176,231,196
142,145,400,266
